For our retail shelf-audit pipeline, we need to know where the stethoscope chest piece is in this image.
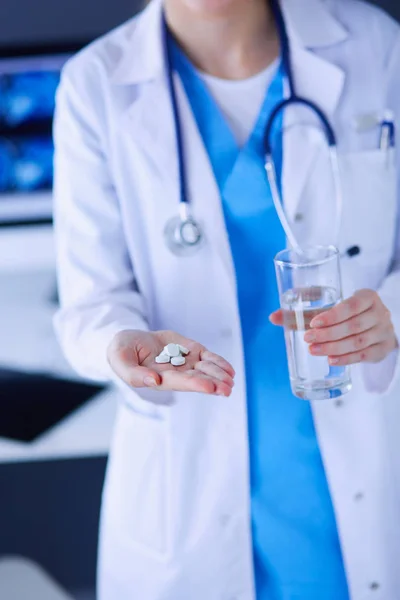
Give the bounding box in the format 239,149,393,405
164,213,204,256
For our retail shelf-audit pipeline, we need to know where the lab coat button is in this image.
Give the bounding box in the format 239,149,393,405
369,582,380,591
354,491,364,502
335,399,344,407
294,212,304,223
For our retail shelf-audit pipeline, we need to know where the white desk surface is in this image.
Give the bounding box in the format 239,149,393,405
0,387,118,464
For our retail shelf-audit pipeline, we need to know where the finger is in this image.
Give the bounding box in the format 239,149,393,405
213,381,233,397
159,369,218,394
304,310,377,344
200,350,235,377
269,309,284,326
195,360,234,387
309,325,388,357
161,370,232,397
328,340,395,366
114,363,162,389
310,290,375,328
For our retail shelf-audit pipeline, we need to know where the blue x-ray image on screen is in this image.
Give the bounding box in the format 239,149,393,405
0,71,60,127
0,54,69,199
0,136,54,192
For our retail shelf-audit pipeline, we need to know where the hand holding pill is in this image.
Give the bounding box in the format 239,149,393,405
107,330,235,397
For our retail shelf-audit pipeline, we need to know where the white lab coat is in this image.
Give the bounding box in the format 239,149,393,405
53,0,400,598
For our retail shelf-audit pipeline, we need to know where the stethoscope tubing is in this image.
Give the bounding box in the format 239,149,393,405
163,0,343,255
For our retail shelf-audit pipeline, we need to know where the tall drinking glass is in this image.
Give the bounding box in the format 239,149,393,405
274,246,352,401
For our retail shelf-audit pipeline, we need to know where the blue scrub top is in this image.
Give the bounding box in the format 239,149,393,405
170,41,349,600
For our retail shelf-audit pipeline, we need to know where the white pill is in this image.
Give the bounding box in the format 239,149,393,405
165,343,180,357
171,356,186,367
155,354,170,364
178,345,189,356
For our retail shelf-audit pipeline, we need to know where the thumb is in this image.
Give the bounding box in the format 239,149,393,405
108,351,161,388
269,309,284,326
124,365,162,389
107,331,162,389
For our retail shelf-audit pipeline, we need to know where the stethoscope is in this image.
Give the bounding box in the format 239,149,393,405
163,0,345,257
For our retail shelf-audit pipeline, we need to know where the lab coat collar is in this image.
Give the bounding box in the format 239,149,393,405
111,0,165,85
111,0,348,85
282,0,349,49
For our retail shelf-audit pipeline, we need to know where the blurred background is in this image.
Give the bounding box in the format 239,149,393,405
0,2,143,599
0,1,398,599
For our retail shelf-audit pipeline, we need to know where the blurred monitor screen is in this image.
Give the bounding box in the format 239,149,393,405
0,49,73,225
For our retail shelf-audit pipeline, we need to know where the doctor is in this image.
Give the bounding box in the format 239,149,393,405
53,0,400,598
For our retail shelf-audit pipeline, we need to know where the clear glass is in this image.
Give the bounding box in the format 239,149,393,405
274,246,352,401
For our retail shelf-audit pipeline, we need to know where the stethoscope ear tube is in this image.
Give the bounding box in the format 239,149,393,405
264,93,342,255
329,146,344,247
265,147,344,256
264,97,337,157
265,155,304,254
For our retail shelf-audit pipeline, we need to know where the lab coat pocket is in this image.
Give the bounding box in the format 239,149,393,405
338,149,397,291
105,401,169,558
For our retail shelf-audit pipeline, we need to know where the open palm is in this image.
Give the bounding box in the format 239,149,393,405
107,330,235,396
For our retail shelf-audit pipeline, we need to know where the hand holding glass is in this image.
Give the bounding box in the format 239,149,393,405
274,246,352,401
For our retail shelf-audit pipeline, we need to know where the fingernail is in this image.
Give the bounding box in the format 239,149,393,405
311,344,322,354
311,319,323,328
304,331,317,343
144,377,157,387
329,358,339,365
